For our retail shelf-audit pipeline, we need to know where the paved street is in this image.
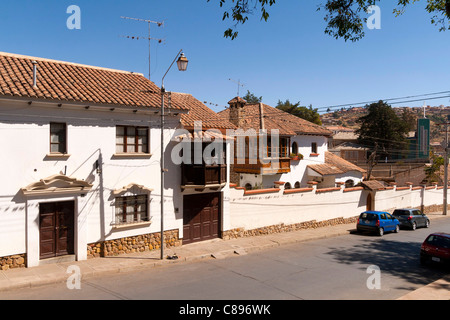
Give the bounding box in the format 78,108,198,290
0,217,448,301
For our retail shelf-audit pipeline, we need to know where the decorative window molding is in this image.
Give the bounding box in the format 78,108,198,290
21,174,93,196
112,183,154,196
112,183,153,228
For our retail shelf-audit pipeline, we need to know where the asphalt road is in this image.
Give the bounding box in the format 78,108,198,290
1,218,449,301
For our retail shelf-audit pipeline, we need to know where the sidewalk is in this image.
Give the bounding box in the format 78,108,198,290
0,213,448,299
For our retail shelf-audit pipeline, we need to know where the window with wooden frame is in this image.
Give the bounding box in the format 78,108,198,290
50,122,67,154
311,142,318,155
114,195,149,225
266,136,290,158
116,126,149,154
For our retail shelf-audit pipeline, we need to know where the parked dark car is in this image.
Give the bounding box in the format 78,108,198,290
392,208,430,230
420,233,450,266
356,211,400,236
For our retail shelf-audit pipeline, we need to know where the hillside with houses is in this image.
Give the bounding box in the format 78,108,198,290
321,105,449,145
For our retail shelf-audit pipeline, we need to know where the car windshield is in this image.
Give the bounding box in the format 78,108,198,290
393,210,410,216
426,235,450,249
360,213,378,220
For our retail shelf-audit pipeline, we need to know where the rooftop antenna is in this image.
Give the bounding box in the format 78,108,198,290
229,78,245,97
120,16,165,81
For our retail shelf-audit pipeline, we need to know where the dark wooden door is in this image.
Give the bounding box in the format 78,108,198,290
183,193,221,245
39,201,75,259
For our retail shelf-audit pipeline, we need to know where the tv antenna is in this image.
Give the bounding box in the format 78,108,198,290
229,78,245,97
120,16,165,81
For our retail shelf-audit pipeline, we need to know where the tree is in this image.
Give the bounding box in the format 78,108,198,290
356,101,409,160
400,108,417,133
424,151,444,184
208,0,450,41
276,99,322,125
242,90,263,103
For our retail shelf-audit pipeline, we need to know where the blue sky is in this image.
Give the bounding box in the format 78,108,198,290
0,0,449,113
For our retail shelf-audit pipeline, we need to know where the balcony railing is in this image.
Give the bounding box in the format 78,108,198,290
233,158,291,175
181,164,227,188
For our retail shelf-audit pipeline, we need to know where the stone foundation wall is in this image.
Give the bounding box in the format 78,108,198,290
87,229,181,259
223,217,358,240
0,254,26,270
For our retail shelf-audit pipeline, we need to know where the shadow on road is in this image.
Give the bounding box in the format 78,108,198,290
326,237,449,289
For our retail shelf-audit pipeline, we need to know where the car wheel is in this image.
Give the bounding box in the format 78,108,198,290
411,222,416,231
395,225,400,233
378,228,384,236
425,220,430,228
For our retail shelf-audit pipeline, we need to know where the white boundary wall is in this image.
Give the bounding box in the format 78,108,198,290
227,184,448,231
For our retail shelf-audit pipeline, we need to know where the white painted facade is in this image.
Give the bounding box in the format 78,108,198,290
0,97,232,267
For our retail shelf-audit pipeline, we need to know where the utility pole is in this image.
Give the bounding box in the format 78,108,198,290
120,16,165,80
444,115,449,215
439,115,450,215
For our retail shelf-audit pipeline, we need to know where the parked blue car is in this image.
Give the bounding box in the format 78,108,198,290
356,211,400,236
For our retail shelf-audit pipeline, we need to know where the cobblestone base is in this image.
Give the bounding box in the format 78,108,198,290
87,229,181,259
223,217,358,240
0,253,26,270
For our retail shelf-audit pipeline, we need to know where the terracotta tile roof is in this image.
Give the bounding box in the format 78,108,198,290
308,152,366,176
325,152,366,173
361,180,386,191
0,52,188,111
218,101,332,136
174,93,237,130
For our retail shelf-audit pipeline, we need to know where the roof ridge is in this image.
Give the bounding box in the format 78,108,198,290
0,51,143,76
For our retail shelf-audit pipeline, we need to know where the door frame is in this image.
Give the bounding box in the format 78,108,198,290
25,196,85,268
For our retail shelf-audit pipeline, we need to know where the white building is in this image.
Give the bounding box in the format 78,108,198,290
218,97,365,190
0,52,234,268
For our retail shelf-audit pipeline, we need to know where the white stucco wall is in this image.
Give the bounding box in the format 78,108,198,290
0,99,184,264
227,185,448,231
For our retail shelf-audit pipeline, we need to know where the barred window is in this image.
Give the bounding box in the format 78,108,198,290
115,195,149,225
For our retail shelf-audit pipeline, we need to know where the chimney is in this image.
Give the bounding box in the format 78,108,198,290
228,96,246,128
31,61,38,88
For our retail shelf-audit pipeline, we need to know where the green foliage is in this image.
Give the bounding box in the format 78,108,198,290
208,0,450,40
276,99,323,125
424,151,444,183
356,101,409,160
242,90,263,104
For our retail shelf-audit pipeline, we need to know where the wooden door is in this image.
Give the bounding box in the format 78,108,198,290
39,201,75,259
183,193,221,245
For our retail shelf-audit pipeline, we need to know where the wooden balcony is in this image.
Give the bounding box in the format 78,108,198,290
233,158,291,175
181,164,227,189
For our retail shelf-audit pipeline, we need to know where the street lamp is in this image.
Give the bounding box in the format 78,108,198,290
160,50,188,260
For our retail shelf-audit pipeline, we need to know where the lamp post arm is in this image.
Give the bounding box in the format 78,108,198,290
161,49,183,92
